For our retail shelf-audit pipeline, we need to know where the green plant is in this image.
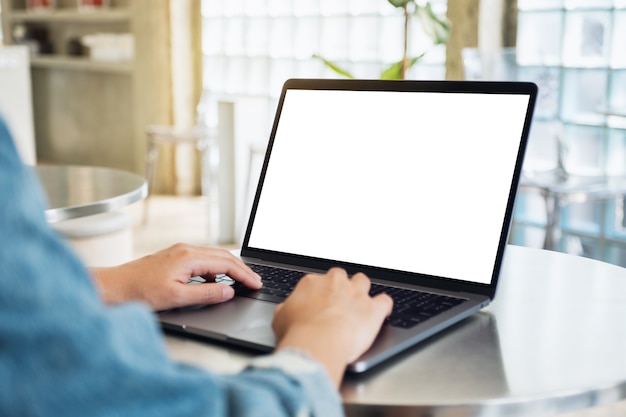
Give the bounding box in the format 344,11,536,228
313,1,451,80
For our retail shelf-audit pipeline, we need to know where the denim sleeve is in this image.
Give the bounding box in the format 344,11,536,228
0,118,344,417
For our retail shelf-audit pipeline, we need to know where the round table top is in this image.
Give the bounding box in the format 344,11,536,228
165,245,626,417
33,164,147,223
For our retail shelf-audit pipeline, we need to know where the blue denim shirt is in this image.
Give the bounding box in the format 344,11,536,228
0,117,343,417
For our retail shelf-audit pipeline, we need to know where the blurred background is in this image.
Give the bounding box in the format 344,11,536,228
1,0,625,268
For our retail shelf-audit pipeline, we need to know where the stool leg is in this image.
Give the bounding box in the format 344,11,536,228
197,138,219,245
197,139,210,198
143,140,159,225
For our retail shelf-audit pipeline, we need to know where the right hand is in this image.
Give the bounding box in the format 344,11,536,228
272,268,393,387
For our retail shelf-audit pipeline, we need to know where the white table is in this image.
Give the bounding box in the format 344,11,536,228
165,245,626,417
34,164,147,223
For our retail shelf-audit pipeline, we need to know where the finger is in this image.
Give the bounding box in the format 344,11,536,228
181,282,235,306
350,272,372,293
326,267,348,278
191,248,262,289
322,268,350,288
372,292,394,317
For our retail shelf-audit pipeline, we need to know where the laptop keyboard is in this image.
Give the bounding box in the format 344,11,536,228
233,264,467,329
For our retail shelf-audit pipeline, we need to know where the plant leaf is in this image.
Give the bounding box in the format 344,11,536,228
380,61,404,80
312,54,355,79
380,55,424,80
387,0,413,7
414,3,451,45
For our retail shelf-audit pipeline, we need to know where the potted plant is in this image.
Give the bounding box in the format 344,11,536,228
314,0,450,80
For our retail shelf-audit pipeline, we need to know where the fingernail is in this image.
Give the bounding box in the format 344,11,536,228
222,285,234,300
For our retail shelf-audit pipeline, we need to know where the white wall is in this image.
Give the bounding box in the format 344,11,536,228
0,45,36,165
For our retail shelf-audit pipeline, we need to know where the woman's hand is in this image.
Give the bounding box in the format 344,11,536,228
91,243,262,311
272,268,393,387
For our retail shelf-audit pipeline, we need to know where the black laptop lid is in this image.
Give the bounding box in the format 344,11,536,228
241,78,537,298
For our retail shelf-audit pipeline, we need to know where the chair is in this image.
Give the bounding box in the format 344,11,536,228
143,124,216,224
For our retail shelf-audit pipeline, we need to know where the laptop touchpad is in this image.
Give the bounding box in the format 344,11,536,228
161,297,277,348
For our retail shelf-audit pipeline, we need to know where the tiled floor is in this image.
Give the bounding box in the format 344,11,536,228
132,195,626,417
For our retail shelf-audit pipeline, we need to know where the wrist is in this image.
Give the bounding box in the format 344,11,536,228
90,266,133,305
276,325,352,387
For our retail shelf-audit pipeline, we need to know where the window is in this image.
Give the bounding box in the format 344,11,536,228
200,0,449,233
511,0,626,267
200,0,448,139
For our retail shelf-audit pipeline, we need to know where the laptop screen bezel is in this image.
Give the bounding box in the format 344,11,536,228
240,78,537,299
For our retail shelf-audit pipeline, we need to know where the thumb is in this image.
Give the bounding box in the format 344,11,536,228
271,302,286,335
274,302,284,315
183,282,235,306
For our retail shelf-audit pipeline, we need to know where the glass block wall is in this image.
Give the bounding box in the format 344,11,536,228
200,0,448,138
201,0,626,266
200,0,449,232
510,0,626,267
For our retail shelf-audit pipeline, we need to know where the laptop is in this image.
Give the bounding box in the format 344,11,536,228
159,78,537,373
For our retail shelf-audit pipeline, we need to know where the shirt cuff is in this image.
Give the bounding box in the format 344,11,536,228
247,349,344,417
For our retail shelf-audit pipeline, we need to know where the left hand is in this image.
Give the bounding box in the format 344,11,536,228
91,243,262,311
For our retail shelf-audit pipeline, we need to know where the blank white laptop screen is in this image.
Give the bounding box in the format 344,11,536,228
247,89,531,285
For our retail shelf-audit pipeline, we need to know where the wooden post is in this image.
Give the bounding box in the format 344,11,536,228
445,0,480,80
